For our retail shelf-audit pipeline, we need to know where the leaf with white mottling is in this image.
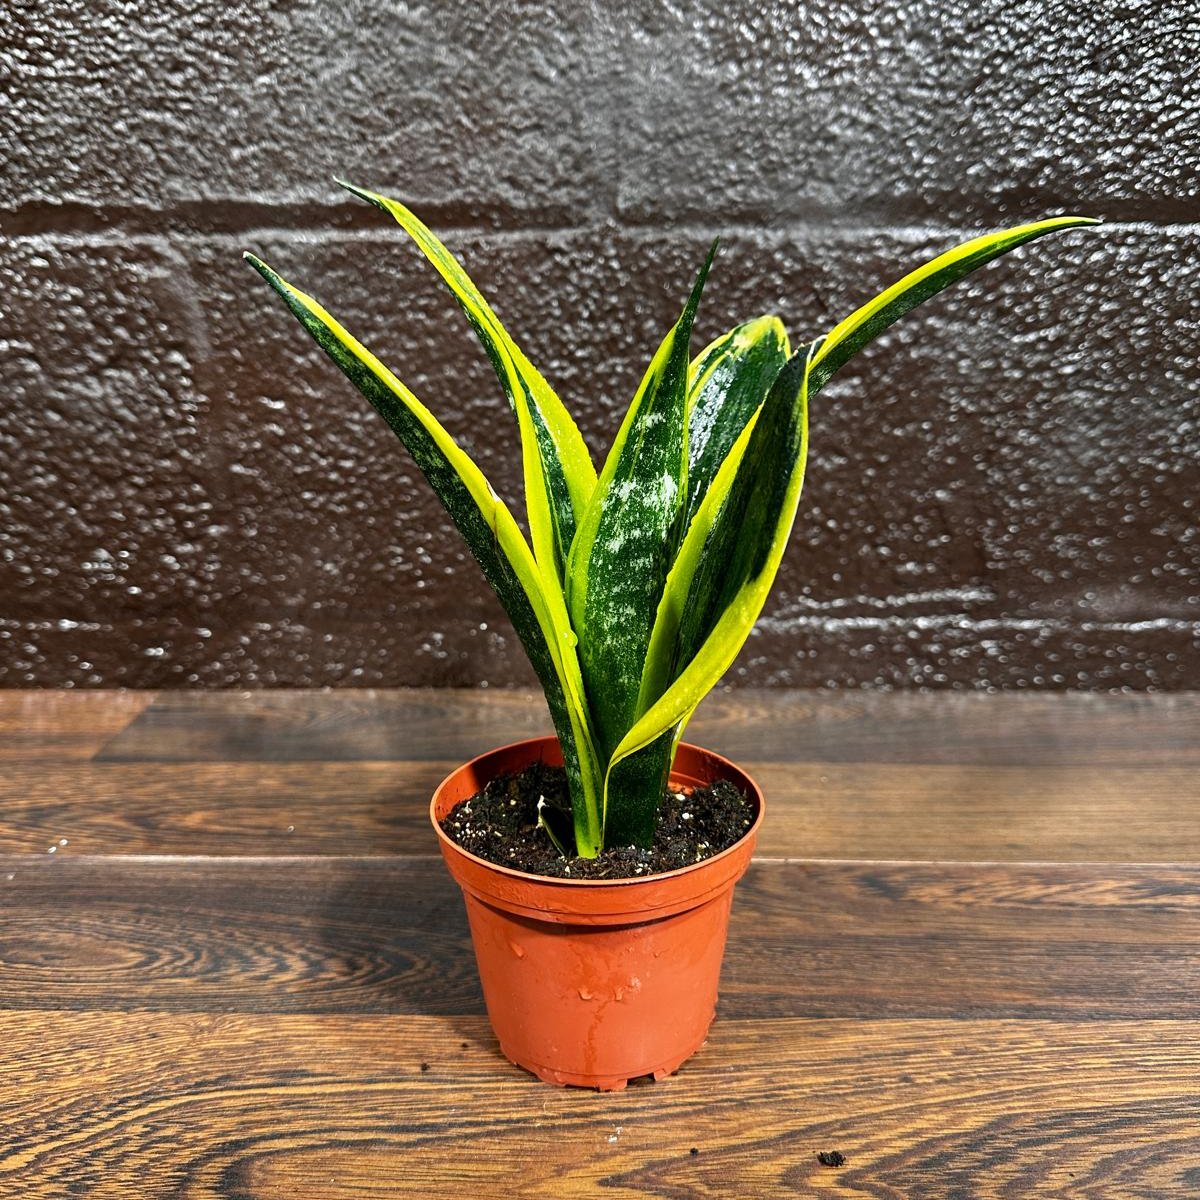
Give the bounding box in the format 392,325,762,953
244,252,604,856
338,182,597,589
684,315,789,531
613,341,817,771
567,245,715,844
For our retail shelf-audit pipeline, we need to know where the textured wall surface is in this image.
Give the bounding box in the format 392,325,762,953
1,0,1196,689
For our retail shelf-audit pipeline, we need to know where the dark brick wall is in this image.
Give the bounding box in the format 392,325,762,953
1,0,1196,689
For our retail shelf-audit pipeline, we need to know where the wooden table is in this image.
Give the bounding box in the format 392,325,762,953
2,688,1198,1197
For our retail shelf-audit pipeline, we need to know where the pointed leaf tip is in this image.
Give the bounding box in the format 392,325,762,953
242,253,604,853
809,214,1103,394
1041,214,1102,230
243,251,272,279
336,179,383,208
694,238,719,295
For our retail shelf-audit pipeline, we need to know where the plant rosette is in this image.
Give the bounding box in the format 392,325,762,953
431,736,764,1090
246,186,1095,1088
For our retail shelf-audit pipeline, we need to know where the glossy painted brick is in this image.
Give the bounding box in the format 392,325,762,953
608,0,1199,225
1,0,1195,687
2,222,1194,686
0,0,612,227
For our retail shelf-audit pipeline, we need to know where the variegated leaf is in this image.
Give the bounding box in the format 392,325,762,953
337,182,597,586
810,215,1100,394
612,342,818,773
244,253,604,856
621,216,1100,768
684,315,790,533
567,245,715,784
602,728,677,849
632,316,789,717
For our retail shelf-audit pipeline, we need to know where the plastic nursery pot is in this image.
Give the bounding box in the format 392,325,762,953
430,735,764,1091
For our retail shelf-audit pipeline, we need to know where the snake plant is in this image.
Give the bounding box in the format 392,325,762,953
246,186,1095,857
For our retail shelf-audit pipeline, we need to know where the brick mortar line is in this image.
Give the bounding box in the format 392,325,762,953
1,216,1192,248
2,614,1195,633
750,616,1200,638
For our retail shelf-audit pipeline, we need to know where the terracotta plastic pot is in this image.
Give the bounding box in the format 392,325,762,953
430,735,764,1090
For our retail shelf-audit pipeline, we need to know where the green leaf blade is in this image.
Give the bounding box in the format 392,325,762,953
337,182,597,585
566,245,715,790
614,341,818,769
810,215,1100,394
685,315,789,531
636,398,763,716
603,729,676,849
244,252,604,855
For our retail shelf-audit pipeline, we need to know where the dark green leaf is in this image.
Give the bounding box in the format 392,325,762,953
810,216,1100,394
337,182,597,586
567,244,716,770
685,316,789,532
244,252,604,855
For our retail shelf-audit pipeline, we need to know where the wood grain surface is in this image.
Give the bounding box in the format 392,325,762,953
3,688,1198,859
3,1014,1198,1198
2,688,1198,1197
2,857,1197,1019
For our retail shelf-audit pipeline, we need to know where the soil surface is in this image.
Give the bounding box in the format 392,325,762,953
440,761,755,879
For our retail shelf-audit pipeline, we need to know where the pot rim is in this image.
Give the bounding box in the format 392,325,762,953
429,734,765,890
